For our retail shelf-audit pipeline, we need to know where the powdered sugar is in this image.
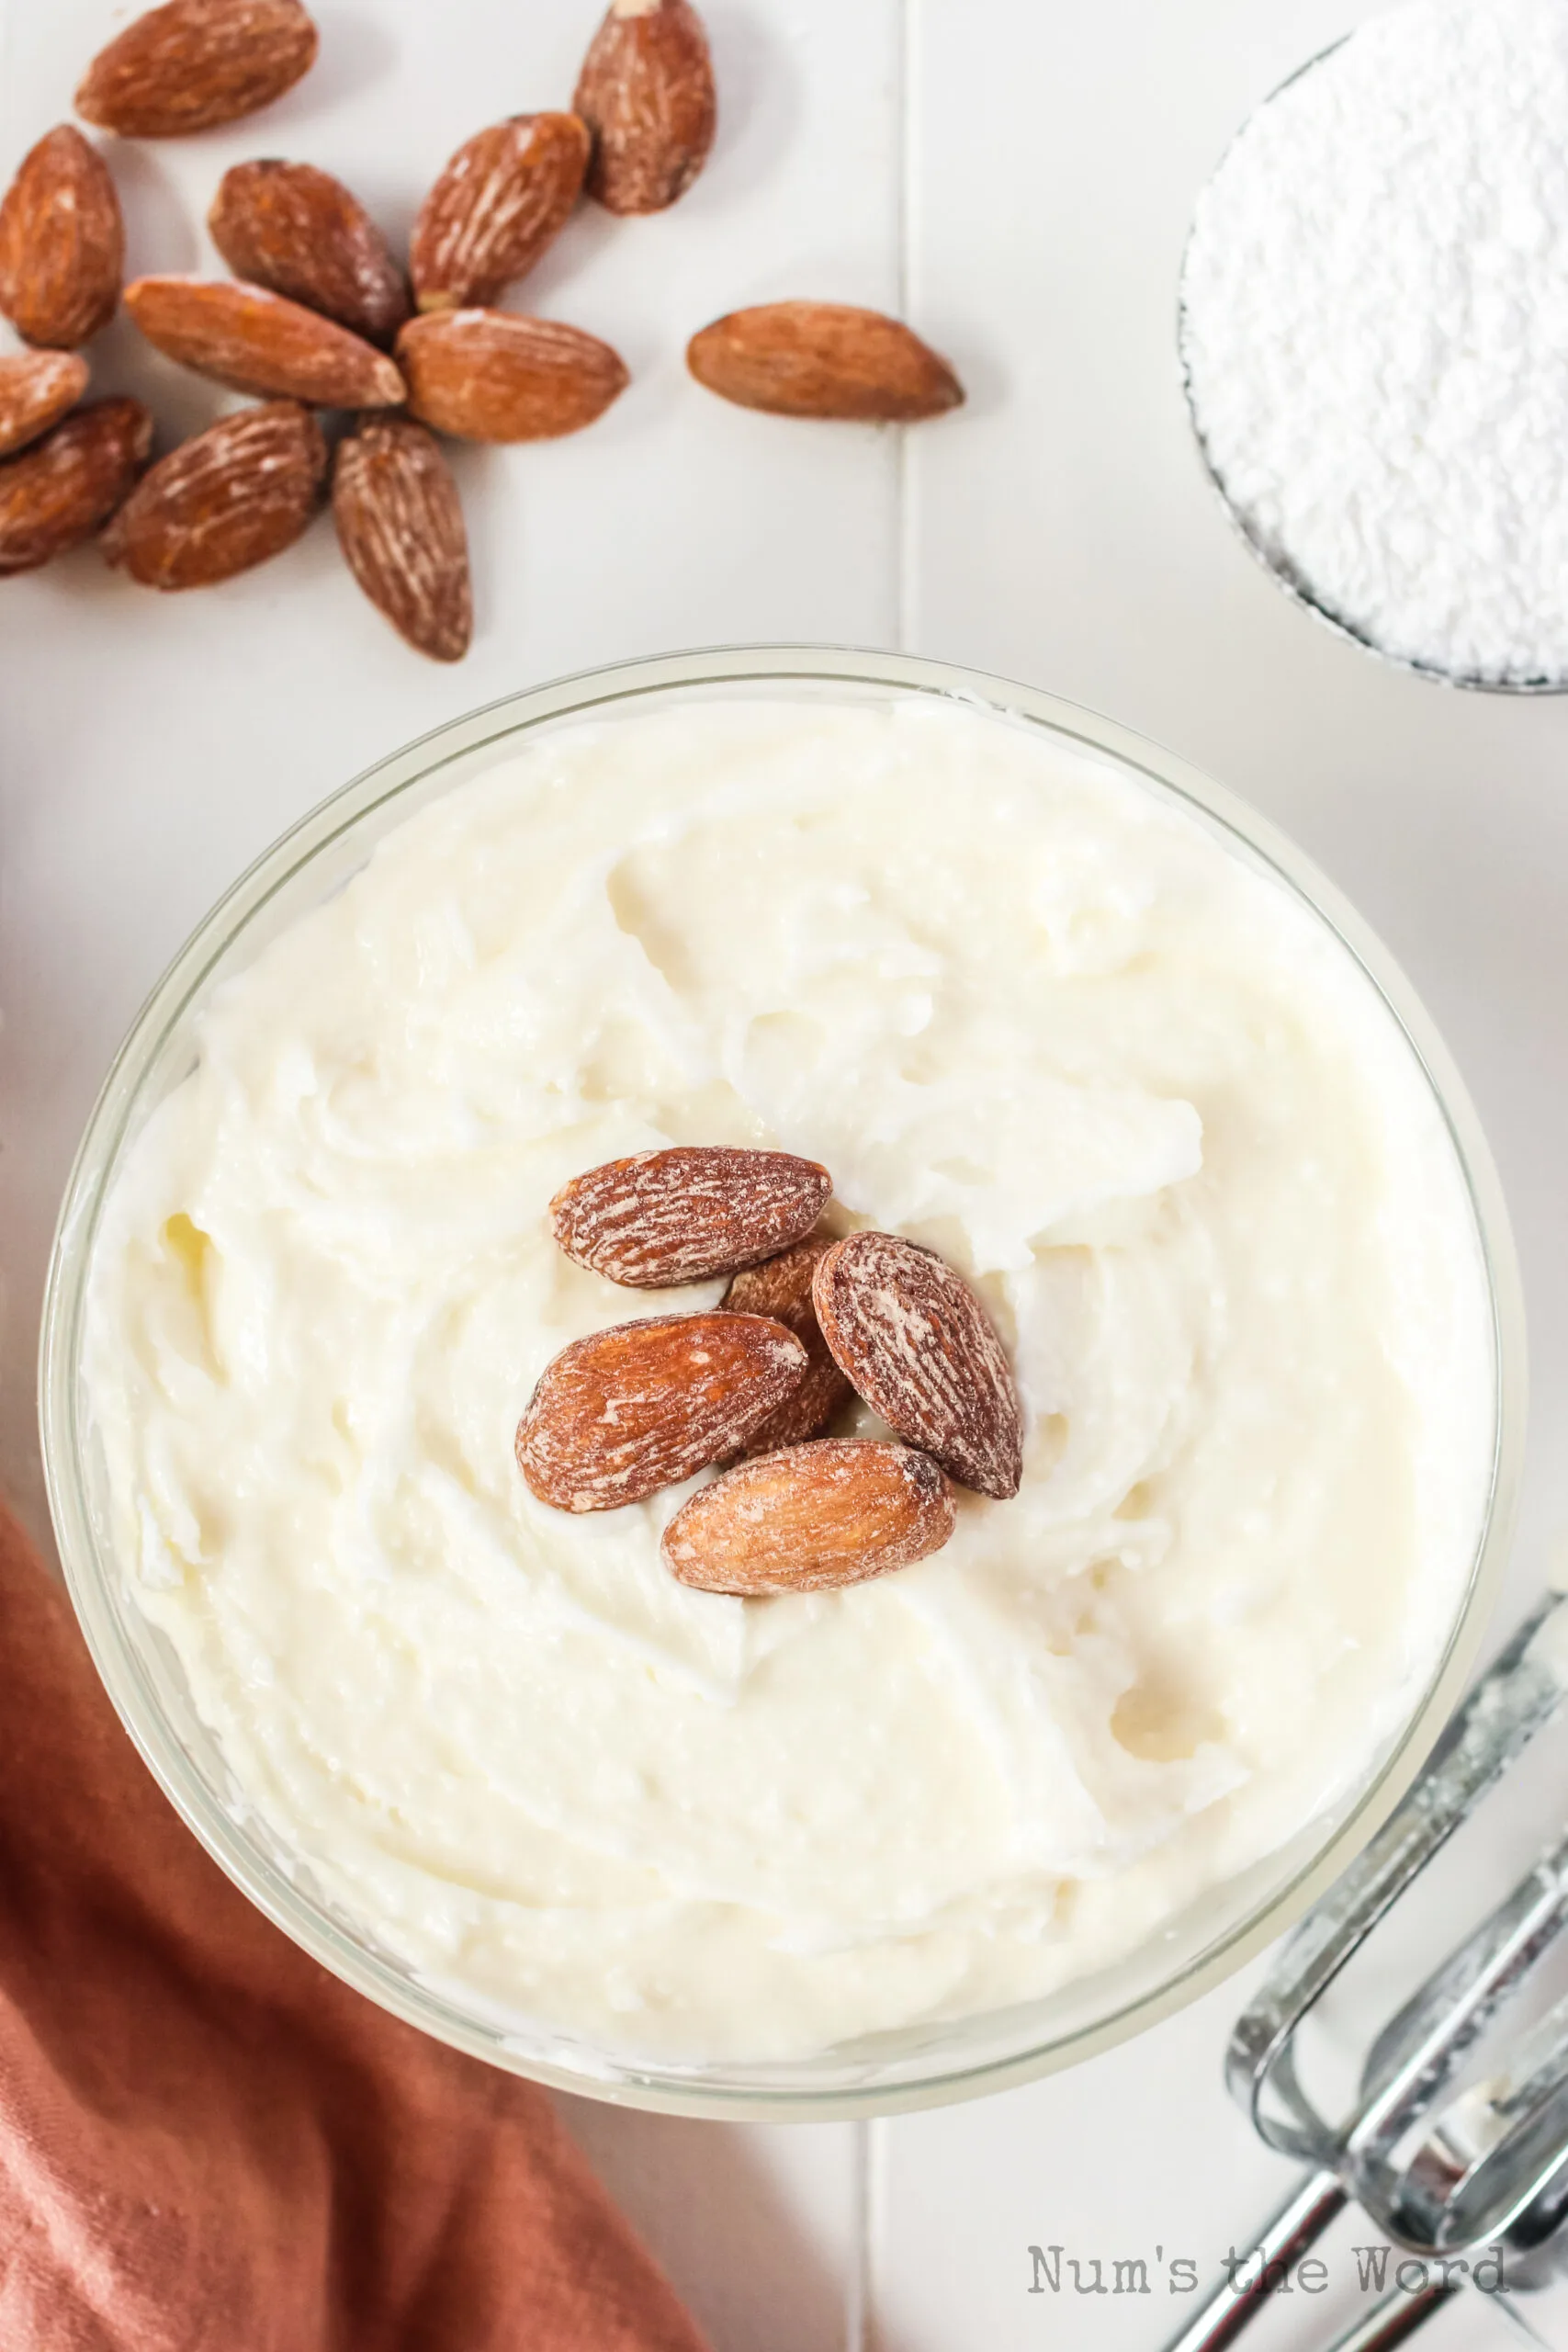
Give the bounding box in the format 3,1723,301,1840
1179,0,1568,686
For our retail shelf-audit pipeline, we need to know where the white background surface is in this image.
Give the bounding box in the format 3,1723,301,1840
2,2,1564,2346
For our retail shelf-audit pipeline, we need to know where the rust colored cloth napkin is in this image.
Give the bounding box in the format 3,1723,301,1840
0,1502,709,2352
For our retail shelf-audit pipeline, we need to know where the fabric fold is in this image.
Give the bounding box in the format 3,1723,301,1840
0,1502,707,2352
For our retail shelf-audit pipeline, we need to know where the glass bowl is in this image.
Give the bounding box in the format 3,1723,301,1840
39,646,1525,2120
1177,32,1568,695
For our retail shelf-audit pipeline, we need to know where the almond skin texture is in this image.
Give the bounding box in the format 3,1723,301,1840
662,1440,955,1595
0,351,89,459
75,0,319,138
0,398,152,575
209,160,410,347
575,0,716,216
552,1147,832,1288
813,1232,1023,1498
333,415,471,662
724,1235,853,1455
0,127,124,350
516,1311,808,1513
397,309,627,442
411,114,590,313
688,302,964,423
102,400,325,589
125,276,405,407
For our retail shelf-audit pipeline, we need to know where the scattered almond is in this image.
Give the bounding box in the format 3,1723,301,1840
412,114,590,314
124,276,405,407
75,0,319,138
209,160,409,347
723,1235,852,1455
102,400,325,589
0,351,89,461
688,302,964,422
397,309,627,442
814,1232,1022,1498
0,398,152,576
662,1439,954,1595
0,126,123,350
517,1311,808,1512
574,0,716,216
552,1146,832,1287
333,414,471,663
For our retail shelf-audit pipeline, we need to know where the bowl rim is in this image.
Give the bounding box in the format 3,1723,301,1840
38,641,1527,2120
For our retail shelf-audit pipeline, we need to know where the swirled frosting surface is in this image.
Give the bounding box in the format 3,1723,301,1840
85,698,1494,2063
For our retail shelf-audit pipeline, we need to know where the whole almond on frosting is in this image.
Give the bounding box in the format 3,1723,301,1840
0,128,123,350
75,0,319,138
209,161,410,347
814,1232,1022,1498
688,302,964,423
552,1147,832,1287
724,1235,852,1455
102,401,325,590
412,114,591,313
125,277,405,408
662,1440,955,1595
517,1312,807,1513
0,398,152,575
0,352,89,460
398,310,627,442
575,0,716,216
333,415,471,663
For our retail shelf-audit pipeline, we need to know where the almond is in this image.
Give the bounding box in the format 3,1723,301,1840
0,351,89,460
333,415,471,662
125,276,404,407
574,0,716,216
209,160,409,347
397,309,627,442
688,302,964,423
723,1235,852,1455
662,1440,954,1595
516,1311,807,1512
102,400,325,589
75,0,319,138
0,127,123,350
411,114,590,314
813,1233,1022,1498
0,398,151,576
552,1147,831,1287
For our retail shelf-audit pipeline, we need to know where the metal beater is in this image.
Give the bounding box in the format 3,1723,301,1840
1160,1591,1568,2351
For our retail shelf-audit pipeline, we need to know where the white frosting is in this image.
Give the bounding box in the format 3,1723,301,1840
84,698,1495,2065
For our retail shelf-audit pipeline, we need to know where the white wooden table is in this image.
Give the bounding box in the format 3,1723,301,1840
4,3,1566,2345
